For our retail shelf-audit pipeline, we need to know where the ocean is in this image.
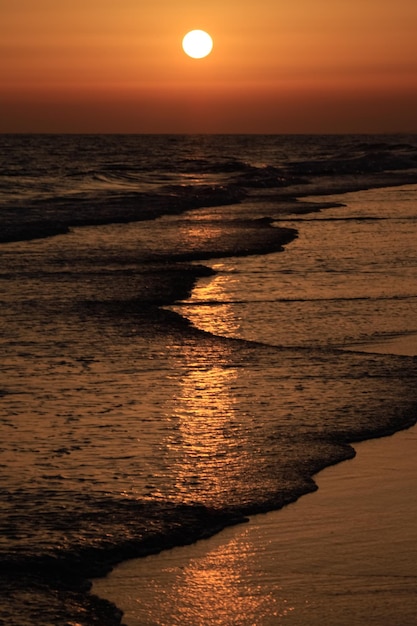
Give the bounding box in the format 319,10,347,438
1,134,417,625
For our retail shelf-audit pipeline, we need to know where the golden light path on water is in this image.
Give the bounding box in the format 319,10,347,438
93,318,417,625
137,275,290,622
93,193,417,624
163,364,241,505
106,525,293,625
122,276,286,626
104,270,297,624
162,266,251,505
174,261,243,340
95,426,417,626
165,258,290,512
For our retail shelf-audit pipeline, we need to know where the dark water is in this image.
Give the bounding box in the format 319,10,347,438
1,134,417,625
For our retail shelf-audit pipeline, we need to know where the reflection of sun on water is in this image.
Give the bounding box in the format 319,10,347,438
166,532,288,625
173,262,242,338
150,260,297,620
105,524,297,625
94,263,302,623
162,262,251,506
166,364,245,506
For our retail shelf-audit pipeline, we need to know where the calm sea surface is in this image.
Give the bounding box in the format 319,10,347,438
1,134,417,625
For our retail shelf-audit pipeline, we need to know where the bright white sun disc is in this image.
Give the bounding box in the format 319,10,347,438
182,30,213,59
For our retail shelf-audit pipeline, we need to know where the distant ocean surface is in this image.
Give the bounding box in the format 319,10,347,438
1,134,417,625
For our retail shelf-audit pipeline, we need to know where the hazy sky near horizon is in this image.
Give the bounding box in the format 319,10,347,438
1,0,417,133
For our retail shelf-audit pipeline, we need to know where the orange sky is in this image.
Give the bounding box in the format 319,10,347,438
1,0,417,133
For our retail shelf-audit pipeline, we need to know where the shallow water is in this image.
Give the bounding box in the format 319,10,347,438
175,184,417,349
93,183,417,625
95,421,417,626
1,135,417,625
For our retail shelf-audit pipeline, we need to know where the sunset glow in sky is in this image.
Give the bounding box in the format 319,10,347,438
1,0,417,133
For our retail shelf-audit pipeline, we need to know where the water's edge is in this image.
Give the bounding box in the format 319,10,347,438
3,165,417,625
85,177,417,625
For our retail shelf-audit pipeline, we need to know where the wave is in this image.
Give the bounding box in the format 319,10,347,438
3,332,417,624
2,134,417,624
2,134,417,245
286,140,417,177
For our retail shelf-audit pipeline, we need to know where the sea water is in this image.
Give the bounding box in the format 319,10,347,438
175,184,417,349
1,134,417,625
95,184,417,626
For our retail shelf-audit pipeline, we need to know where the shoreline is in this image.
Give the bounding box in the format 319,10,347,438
88,179,417,624
93,424,417,626
344,331,417,357
3,147,417,625
92,336,417,625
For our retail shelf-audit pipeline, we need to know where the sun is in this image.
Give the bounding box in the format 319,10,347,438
182,30,213,59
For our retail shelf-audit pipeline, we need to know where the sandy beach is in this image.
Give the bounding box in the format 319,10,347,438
93,335,417,625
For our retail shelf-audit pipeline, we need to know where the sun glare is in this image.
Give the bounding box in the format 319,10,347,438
182,30,213,59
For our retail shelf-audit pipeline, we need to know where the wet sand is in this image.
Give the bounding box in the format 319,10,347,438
345,332,417,357
92,335,417,625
